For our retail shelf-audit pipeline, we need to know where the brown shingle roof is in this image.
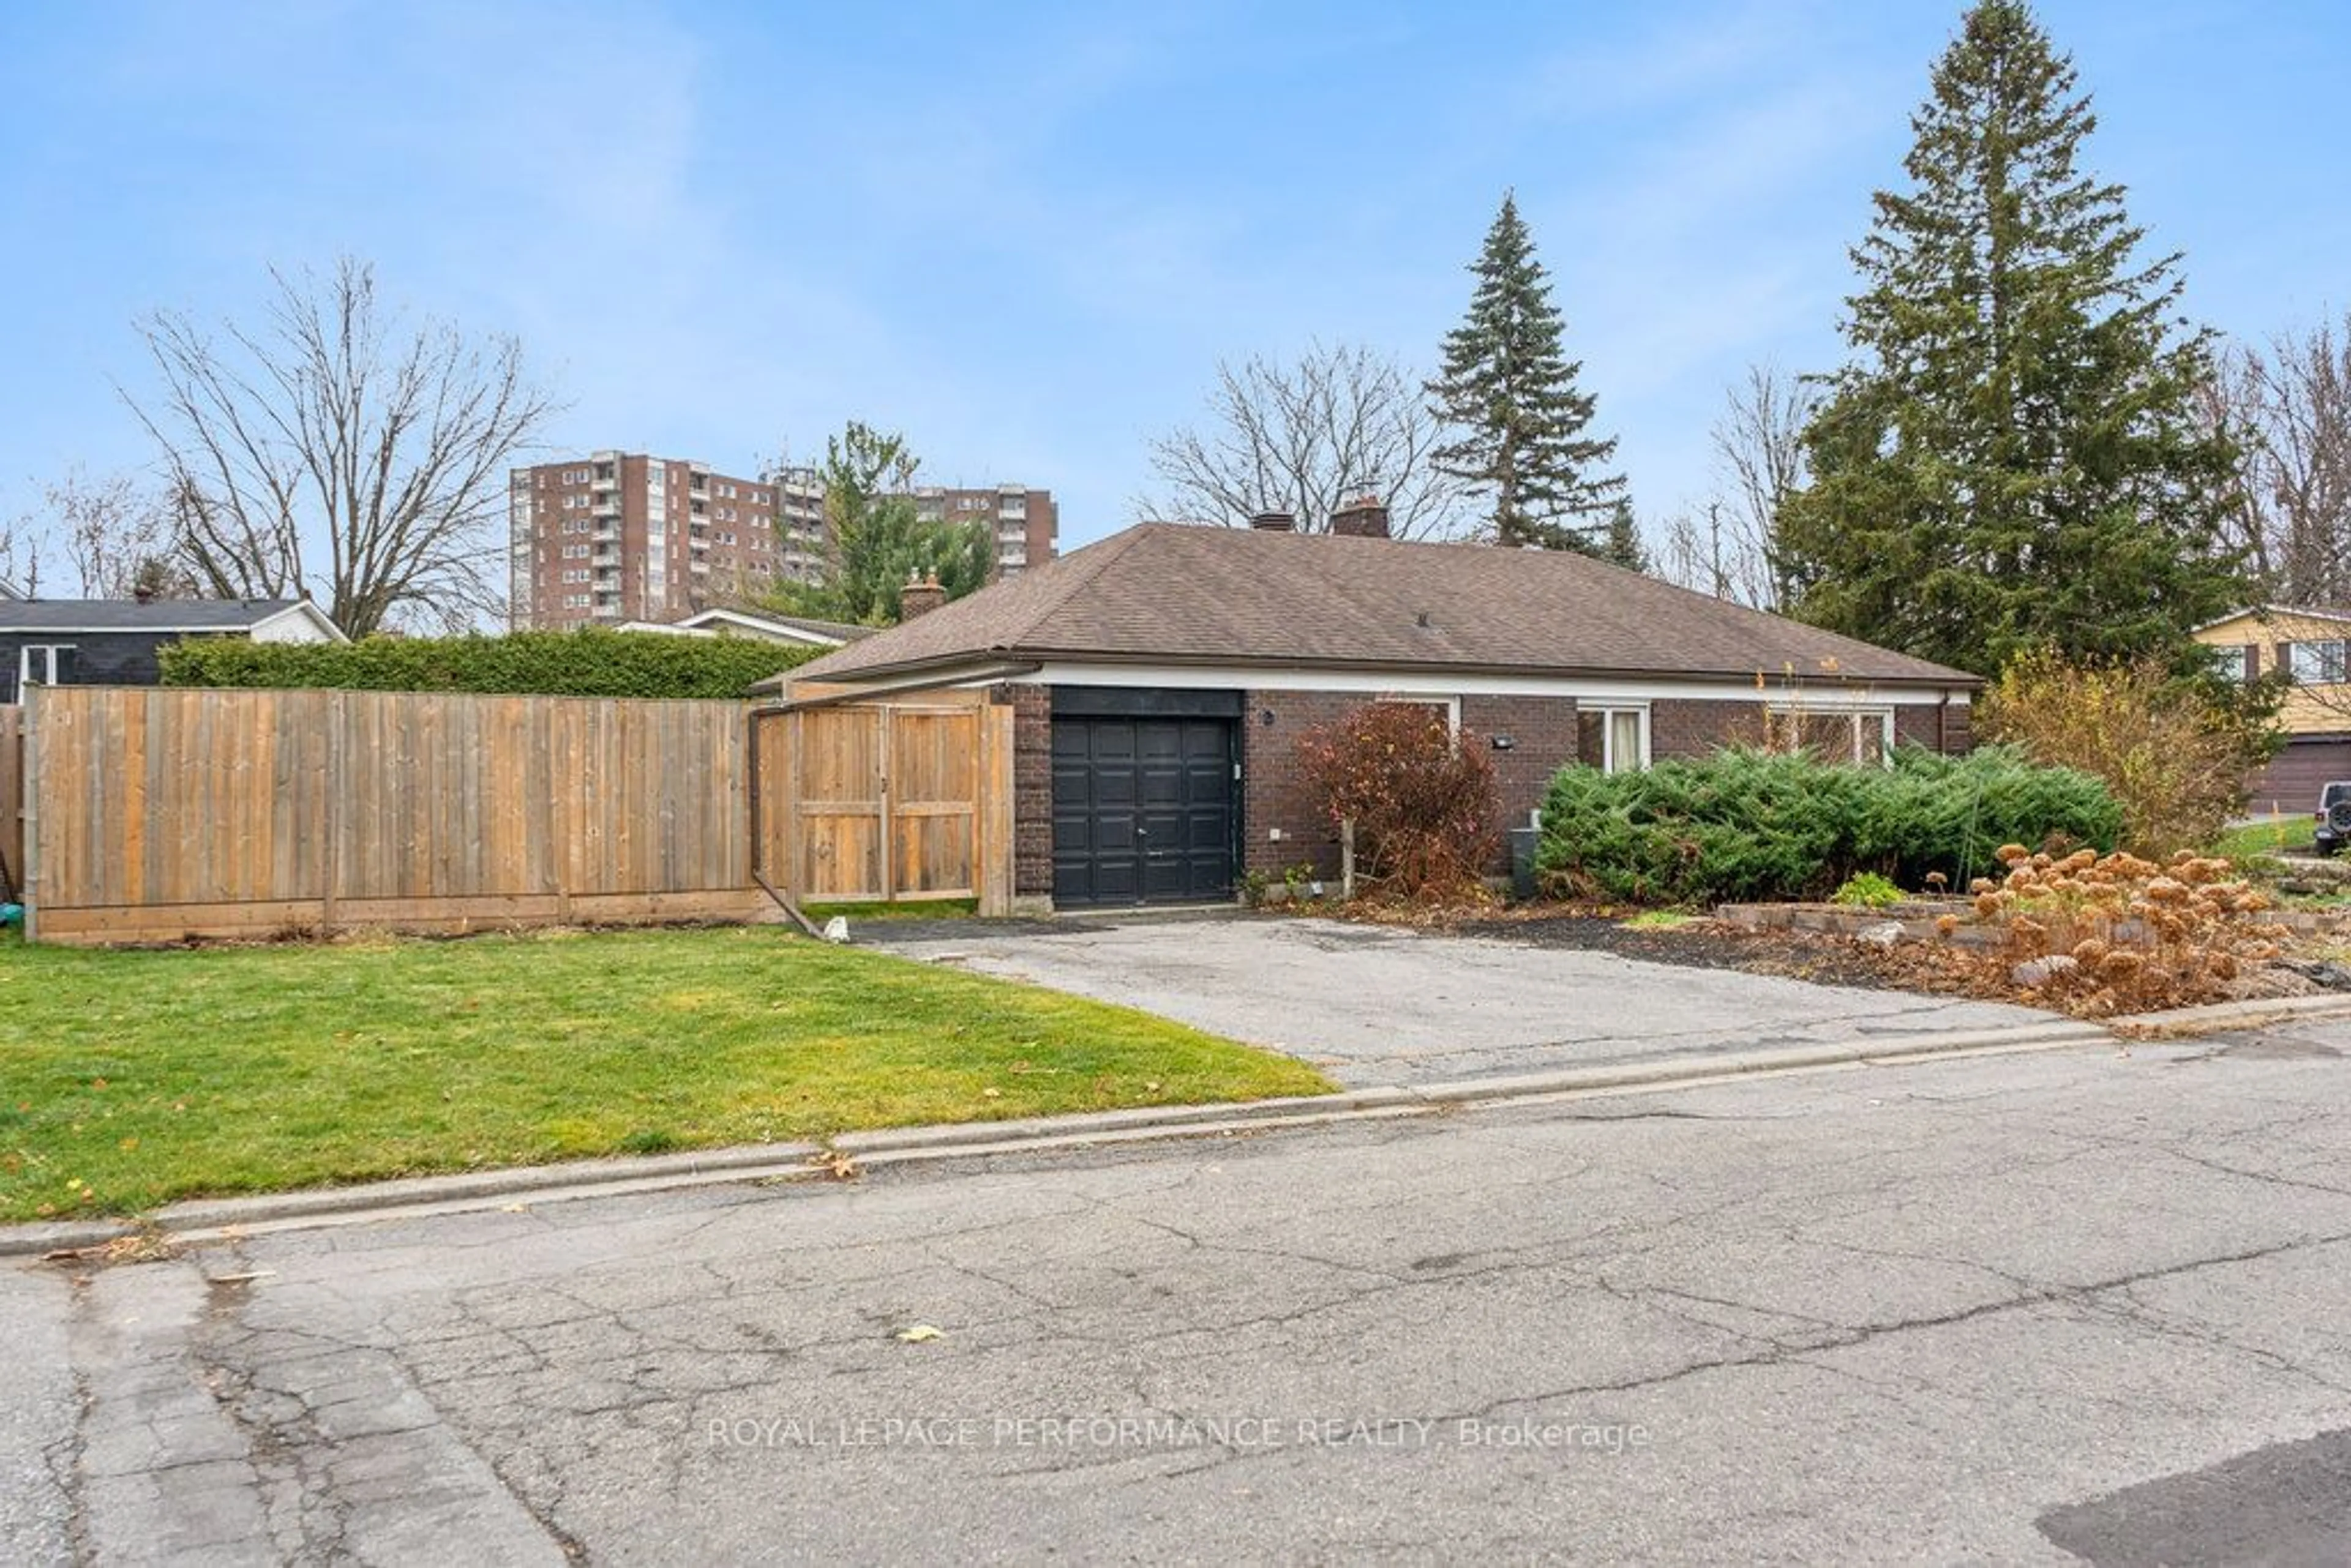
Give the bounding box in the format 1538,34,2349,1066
781,524,1978,689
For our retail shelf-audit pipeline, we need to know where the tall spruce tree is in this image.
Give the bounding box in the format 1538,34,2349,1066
1777,1,2246,677
1427,192,1626,550
1601,500,1649,572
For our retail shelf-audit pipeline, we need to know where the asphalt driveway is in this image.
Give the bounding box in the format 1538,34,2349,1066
865,914,2053,1086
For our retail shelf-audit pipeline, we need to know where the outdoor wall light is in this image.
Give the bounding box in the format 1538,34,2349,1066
1259,708,1277,726
1491,735,1516,750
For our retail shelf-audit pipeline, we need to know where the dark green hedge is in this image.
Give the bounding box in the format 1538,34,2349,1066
158,629,823,699
1535,745,2123,906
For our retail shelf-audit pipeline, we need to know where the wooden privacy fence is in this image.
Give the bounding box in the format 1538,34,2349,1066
19,685,1013,946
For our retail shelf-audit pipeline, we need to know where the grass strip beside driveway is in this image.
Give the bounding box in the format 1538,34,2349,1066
0,926,1333,1222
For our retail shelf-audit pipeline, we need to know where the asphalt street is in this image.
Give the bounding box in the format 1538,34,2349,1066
7,1023,2350,1564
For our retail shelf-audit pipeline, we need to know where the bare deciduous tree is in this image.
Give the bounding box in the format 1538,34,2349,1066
2202,312,2351,607
1652,366,1816,609
47,468,176,598
0,504,46,597
124,258,555,637
1712,363,1815,609
1139,342,1470,539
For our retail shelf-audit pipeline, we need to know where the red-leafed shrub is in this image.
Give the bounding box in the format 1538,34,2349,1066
1296,703,1500,899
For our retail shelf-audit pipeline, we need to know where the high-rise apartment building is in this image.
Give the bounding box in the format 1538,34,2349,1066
910,486,1059,577
508,454,1059,631
507,454,824,631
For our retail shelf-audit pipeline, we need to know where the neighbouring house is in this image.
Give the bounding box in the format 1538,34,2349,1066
765,506,1980,911
2194,606,2351,809
615,606,874,648
0,596,345,704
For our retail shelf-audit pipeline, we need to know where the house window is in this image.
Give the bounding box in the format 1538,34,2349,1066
1578,706,1648,773
2210,645,2249,683
2290,640,2347,684
1766,707,1893,765
1377,695,1460,740
18,644,77,692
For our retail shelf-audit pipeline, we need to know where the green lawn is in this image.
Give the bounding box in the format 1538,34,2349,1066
0,926,1332,1223
2213,814,2317,863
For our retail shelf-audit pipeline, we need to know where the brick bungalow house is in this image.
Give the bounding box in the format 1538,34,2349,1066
768,506,1979,910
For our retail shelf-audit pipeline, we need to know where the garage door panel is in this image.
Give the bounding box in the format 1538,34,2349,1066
1139,764,1183,808
1052,707,1237,908
2250,738,2351,814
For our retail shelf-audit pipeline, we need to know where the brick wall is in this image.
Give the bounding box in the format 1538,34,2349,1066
1242,691,1359,877
996,685,1054,897
1006,683,1973,907
1241,691,1583,876
1461,696,1580,834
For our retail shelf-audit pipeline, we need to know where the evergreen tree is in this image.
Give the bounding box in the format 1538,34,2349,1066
1427,192,1625,550
1600,500,1649,573
1777,1,2246,676
754,421,992,625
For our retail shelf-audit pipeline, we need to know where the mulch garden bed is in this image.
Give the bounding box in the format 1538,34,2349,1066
1333,897,2348,1012
1440,910,2023,1002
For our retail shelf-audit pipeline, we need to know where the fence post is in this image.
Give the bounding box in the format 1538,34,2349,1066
321,691,343,936
1341,817,1356,902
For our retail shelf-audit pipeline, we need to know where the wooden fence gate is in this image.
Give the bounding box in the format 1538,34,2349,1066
754,694,1014,909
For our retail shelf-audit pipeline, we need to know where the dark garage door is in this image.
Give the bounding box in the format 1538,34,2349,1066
1051,689,1240,908
2249,736,2351,814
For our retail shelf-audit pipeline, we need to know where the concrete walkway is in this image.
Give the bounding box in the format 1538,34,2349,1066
866,915,2053,1086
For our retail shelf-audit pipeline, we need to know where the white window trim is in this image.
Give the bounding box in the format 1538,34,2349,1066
1766,705,1895,765
19,643,74,690
1375,693,1460,738
2290,640,2349,685
1583,702,1651,773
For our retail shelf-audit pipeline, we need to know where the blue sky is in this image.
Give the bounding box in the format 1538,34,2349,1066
2,0,2344,561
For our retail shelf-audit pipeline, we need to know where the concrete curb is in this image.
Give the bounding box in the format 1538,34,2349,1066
0,1016,2147,1257
11,1000,2345,1256
2105,992,2351,1037
0,1142,821,1258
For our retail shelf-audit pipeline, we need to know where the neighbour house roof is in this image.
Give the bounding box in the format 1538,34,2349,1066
0,598,345,640
2194,605,2351,636
776,524,1979,692
617,607,874,645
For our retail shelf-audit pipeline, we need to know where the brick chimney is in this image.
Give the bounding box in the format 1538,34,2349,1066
899,571,947,620
1330,495,1391,539
1247,511,1296,532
